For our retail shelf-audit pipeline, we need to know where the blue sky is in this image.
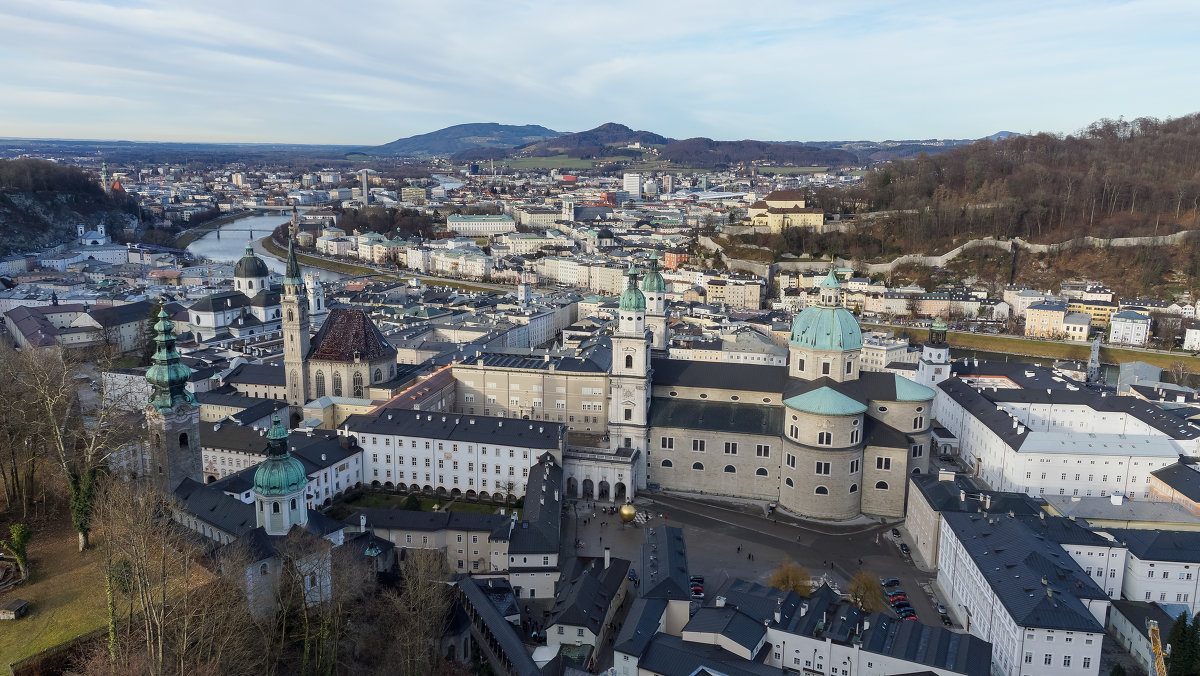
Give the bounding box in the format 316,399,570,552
1,0,1198,144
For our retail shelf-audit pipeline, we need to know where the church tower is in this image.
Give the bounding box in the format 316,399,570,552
144,306,202,493
641,253,668,352
305,270,326,319
282,216,311,424
252,414,309,535
609,263,650,459
916,316,951,387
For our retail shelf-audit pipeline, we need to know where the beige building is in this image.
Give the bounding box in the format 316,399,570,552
452,354,611,434
747,190,824,233
1024,302,1069,338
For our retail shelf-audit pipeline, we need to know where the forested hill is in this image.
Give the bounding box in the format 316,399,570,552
0,159,132,257
819,113,1200,253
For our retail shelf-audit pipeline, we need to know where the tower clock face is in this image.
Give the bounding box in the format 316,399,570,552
176,403,189,415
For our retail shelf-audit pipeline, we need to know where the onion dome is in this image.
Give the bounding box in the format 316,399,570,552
641,253,665,294
618,262,646,312
252,414,308,498
146,306,196,413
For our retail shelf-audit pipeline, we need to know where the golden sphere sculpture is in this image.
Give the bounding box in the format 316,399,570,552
619,504,637,523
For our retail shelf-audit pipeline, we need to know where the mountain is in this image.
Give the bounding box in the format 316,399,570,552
366,123,564,157
518,123,673,157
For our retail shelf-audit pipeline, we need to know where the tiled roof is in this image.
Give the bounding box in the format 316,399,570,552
307,308,396,363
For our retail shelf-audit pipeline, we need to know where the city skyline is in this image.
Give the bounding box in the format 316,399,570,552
1,1,1199,145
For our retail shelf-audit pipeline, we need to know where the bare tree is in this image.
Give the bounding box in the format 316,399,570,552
846,570,886,613
767,559,812,594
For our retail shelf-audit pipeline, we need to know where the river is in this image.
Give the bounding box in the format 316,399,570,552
185,212,342,280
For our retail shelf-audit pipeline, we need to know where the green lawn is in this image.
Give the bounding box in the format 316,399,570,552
501,155,606,170
0,523,108,667
341,492,507,515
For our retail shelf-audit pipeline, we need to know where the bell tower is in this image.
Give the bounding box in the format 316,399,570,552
609,264,650,458
282,212,311,423
144,305,202,493
641,253,669,352
253,414,309,535
917,316,951,387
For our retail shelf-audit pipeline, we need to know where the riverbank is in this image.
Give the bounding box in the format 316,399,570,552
172,210,253,249
867,323,1200,371
257,235,503,292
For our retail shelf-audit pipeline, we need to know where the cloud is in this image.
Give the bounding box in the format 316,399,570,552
0,0,1198,143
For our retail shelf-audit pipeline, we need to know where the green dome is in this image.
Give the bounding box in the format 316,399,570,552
619,263,646,312
789,305,862,351
253,415,308,498
783,387,868,416
641,254,665,294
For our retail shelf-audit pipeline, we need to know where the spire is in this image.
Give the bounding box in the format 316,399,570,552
266,413,289,456
618,262,646,312
284,223,303,287
146,305,195,413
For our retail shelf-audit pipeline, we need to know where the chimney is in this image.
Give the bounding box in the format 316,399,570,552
1111,492,1125,506
960,489,967,502
1039,511,1045,520
774,598,782,624
715,596,726,608
984,494,992,510
1041,575,1048,586
604,547,611,569
359,514,366,530
800,601,808,616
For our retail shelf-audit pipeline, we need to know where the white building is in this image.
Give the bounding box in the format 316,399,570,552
1108,310,1152,347
937,512,1107,676
1103,528,1200,614
446,214,516,237
623,173,642,201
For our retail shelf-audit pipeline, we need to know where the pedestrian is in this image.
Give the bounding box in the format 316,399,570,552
737,545,742,553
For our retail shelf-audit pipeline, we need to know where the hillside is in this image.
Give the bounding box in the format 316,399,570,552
0,159,134,257
658,138,857,168
367,123,563,157
518,123,672,157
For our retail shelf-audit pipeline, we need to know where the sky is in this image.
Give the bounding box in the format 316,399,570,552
1,0,1199,145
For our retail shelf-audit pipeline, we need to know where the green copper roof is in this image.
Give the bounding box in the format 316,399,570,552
145,306,196,413
891,374,937,402
619,263,646,312
789,305,863,351
818,269,841,289
253,414,308,498
641,253,666,294
931,316,948,332
783,387,867,416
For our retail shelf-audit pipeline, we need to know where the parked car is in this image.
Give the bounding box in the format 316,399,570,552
891,528,901,538
892,602,913,612
689,575,705,585
888,593,908,603
936,603,946,614
690,589,704,599
887,590,906,599
902,615,919,621
941,615,953,626
899,543,911,555
880,578,901,587
628,569,638,582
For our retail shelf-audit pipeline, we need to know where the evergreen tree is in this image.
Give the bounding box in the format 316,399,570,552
1166,611,1197,676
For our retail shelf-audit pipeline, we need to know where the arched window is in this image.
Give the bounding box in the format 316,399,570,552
248,280,254,290
389,364,395,378
785,477,794,487
815,486,829,495
290,498,296,510
374,368,383,383
179,432,189,449
755,467,768,476
290,370,298,393
849,483,858,493
309,572,317,588
333,372,342,397
723,465,736,473
692,462,704,471
272,502,280,513
287,309,294,322
315,371,326,398
875,481,889,490
660,459,673,468
625,355,633,369
260,563,268,576
353,372,363,398
912,467,922,474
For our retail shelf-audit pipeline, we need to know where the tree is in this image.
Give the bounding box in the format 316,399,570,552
402,493,422,511
846,571,886,613
11,347,142,550
0,523,31,581
1169,360,1191,387
767,560,811,594
1166,611,1199,676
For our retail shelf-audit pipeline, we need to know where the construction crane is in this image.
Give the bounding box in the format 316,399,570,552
1148,618,1169,676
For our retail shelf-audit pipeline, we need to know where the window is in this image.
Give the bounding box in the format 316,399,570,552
724,442,738,455
1063,656,1071,667
849,483,858,493
692,462,704,471
624,408,632,421
756,444,770,457
815,486,828,495
877,457,891,470
875,481,888,489
352,371,363,397
332,372,342,397
661,459,673,468
786,453,796,468
756,467,768,476
315,370,326,398
272,502,280,514
661,437,674,450
786,477,794,487
577,628,584,637
693,439,706,452
846,361,853,374
1043,654,1052,665
821,362,831,375
625,354,633,369
850,429,859,444
850,459,860,474
798,358,805,371
374,368,382,382
815,462,831,475
1024,652,1033,664
1083,658,1091,669
724,465,736,473
913,416,924,429
911,444,923,458
260,563,268,576
817,432,832,445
